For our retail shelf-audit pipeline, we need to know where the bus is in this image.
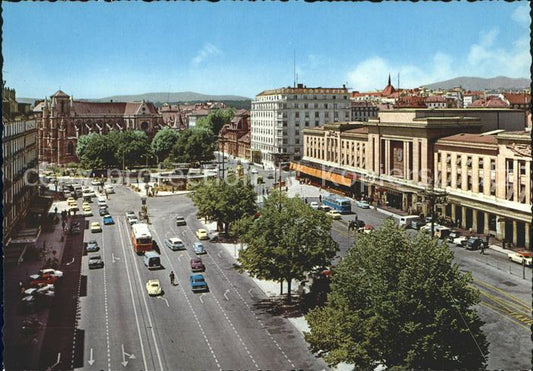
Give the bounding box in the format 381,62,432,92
322,193,352,214
131,223,153,254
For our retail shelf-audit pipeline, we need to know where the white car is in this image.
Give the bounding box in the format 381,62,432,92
507,251,533,267
355,200,370,209
327,210,342,220
29,268,64,280
309,202,319,210
91,179,102,186
104,185,114,194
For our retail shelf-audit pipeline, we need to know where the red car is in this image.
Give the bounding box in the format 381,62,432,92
190,257,205,272
30,274,58,288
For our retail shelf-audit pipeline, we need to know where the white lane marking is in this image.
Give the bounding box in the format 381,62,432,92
177,254,184,262
248,288,254,298
126,219,165,371
112,253,120,263
121,344,136,367
217,251,222,258
207,245,295,368
102,229,111,371
199,293,206,304
150,228,221,370
157,296,170,307
116,218,149,370
223,289,230,301
66,257,75,265
88,348,95,366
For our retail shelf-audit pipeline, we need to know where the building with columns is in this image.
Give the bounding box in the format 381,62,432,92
250,84,350,164
294,108,531,248
35,90,164,165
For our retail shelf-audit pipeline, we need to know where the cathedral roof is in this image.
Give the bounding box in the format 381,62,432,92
52,90,70,98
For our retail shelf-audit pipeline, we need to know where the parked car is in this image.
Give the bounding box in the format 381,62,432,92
165,237,185,251
88,254,104,269
447,231,468,246
507,251,533,267
91,179,102,186
190,257,205,272
29,268,63,281
128,216,139,225
86,240,100,252
90,222,102,233
267,173,274,179
208,231,219,242
327,210,342,220
195,229,209,240
103,214,114,225
309,202,319,210
83,208,93,217
175,215,186,226
465,237,485,251
125,211,136,219
104,185,114,194
193,242,206,255
410,219,426,230
99,208,108,216
355,200,370,209
190,274,208,292
30,274,59,288
146,279,163,296
317,205,331,212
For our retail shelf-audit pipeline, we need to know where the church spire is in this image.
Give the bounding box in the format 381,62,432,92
388,74,391,86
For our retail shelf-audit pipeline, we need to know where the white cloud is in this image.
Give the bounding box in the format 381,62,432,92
512,4,530,28
191,43,221,66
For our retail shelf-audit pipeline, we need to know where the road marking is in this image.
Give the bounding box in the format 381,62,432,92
150,227,221,370
248,288,254,298
48,352,61,370
88,348,95,366
116,219,148,370
217,251,222,258
66,257,75,266
121,344,136,367
199,293,206,304
157,296,170,307
223,289,230,301
112,253,120,263
177,254,184,262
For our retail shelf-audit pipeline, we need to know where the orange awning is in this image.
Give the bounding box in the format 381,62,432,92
292,163,352,187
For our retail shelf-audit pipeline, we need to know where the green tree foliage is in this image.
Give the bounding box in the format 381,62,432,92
235,190,338,302
304,219,489,369
78,134,116,169
171,128,216,164
190,178,257,234
150,127,180,162
76,133,99,160
196,108,235,136
110,130,150,168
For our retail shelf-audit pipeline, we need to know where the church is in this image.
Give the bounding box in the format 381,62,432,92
35,90,165,165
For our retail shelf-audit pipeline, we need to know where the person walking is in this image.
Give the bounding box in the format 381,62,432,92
169,271,175,285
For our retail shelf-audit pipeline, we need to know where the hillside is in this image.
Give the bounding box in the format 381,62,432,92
97,91,251,103
422,76,530,91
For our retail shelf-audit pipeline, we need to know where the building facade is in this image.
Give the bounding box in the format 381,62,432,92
218,110,251,160
35,90,164,165
251,84,350,164
295,108,530,248
350,101,378,121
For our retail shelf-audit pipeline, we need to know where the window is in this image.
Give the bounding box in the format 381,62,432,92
315,112,319,118
466,156,472,167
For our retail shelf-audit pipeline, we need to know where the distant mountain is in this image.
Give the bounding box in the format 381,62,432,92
96,91,251,103
18,91,252,106
422,76,530,91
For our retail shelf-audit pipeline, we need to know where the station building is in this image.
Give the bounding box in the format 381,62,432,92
293,108,531,248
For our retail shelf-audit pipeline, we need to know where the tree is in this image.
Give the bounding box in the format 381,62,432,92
190,177,257,234
235,190,338,302
304,219,488,370
171,128,216,164
109,130,150,168
79,134,115,169
151,127,180,162
197,108,235,136
76,133,99,160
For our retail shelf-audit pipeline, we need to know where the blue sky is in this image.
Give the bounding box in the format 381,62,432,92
2,2,530,99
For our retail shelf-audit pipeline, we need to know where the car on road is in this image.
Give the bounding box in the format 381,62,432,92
410,219,426,230
267,173,274,179
146,279,163,296
82,188,96,198
83,207,93,217
104,184,114,194
82,201,90,209
29,268,63,281
86,240,100,252
327,210,342,220
193,242,206,255
88,254,104,269
98,208,108,216
90,221,102,233
175,215,186,226
195,228,208,240
190,257,205,272
125,211,136,219
190,274,208,292
309,202,319,210
447,231,468,246
165,237,185,251
507,251,533,267
355,200,370,209
25,284,55,298
103,214,114,225
91,179,102,186
464,237,485,251
317,205,331,212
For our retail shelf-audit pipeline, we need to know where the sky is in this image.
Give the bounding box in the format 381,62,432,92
2,2,530,99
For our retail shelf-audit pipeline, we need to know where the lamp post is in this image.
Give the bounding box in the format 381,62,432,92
420,180,448,236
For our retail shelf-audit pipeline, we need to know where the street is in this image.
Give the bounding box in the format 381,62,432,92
75,184,327,370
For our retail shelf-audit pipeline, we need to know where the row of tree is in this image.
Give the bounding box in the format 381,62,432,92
76,108,235,169
188,180,489,369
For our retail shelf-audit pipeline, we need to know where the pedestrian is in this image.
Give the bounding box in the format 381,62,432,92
319,195,322,202
54,206,58,215
480,243,485,255
355,214,358,221
169,271,175,285
61,221,66,231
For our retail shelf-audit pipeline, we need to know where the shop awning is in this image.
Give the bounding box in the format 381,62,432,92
291,163,354,187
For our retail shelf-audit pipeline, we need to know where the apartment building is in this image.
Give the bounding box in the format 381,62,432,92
295,108,530,248
350,101,378,121
250,84,350,164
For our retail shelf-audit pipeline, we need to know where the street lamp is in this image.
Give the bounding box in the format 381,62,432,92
420,181,448,236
